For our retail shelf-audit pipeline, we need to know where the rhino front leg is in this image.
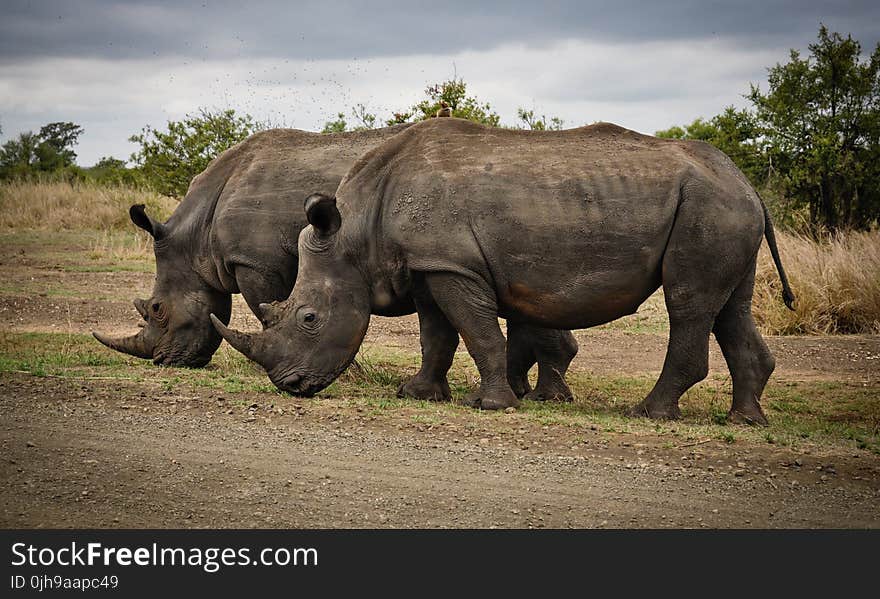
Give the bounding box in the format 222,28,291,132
505,323,535,397
425,272,518,411
397,291,459,402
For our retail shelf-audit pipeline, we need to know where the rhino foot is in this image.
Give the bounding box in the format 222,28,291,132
508,374,532,398
628,400,682,421
397,375,451,402
727,405,769,426
464,388,519,411
523,383,574,403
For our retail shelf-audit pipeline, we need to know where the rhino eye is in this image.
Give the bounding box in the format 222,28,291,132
152,302,162,313
303,312,316,323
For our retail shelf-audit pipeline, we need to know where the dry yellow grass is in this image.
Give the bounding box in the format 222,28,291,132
0,180,176,231
87,229,156,262
755,230,880,334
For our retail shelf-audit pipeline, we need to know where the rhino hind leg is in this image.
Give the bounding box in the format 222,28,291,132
397,291,459,402
508,323,577,402
712,263,774,426
630,187,764,421
425,272,518,410
629,314,712,420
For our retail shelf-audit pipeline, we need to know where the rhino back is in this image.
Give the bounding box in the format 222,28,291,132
207,125,412,288
341,118,755,328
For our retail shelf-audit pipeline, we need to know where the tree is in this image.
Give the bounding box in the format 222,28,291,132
321,113,348,134
0,122,84,179
748,25,880,230
129,108,262,197
35,122,84,170
516,108,564,131
0,132,39,179
655,107,766,184
350,104,377,130
322,104,377,133
390,78,501,127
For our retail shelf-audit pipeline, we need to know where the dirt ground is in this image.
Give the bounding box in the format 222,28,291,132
1,236,878,528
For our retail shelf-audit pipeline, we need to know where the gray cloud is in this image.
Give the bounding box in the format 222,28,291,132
1,1,878,166
2,0,878,63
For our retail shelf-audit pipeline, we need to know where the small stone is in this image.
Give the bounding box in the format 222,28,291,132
25,441,35,448
504,406,516,414
734,470,746,477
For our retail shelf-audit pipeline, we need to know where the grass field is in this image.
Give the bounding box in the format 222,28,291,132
1,330,877,455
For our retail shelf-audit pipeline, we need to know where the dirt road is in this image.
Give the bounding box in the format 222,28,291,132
2,370,879,528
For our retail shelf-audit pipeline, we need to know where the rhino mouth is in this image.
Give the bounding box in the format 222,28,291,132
152,347,211,368
272,371,339,397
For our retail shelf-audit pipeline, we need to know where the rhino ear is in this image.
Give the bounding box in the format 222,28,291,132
304,193,341,237
129,204,166,239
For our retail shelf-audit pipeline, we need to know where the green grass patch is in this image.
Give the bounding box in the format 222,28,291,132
1,331,877,454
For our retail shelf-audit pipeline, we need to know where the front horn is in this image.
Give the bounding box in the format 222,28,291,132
92,329,153,359
210,314,255,357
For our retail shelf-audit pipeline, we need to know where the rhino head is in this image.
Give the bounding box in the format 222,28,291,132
211,194,370,394
93,204,232,367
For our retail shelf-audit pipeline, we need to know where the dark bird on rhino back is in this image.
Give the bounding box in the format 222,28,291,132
213,118,795,425
93,123,578,403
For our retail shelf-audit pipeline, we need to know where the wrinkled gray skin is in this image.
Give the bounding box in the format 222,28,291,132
214,118,795,424
93,124,577,401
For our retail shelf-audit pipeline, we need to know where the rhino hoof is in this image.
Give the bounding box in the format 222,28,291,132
523,386,574,403
727,407,769,427
508,376,532,398
396,377,451,402
465,389,519,411
628,401,682,420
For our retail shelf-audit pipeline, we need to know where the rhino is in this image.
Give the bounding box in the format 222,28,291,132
92,124,578,402
212,118,795,424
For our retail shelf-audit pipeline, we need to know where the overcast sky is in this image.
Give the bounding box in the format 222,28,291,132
1,0,878,166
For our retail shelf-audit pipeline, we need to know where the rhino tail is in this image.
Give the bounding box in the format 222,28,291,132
757,193,795,311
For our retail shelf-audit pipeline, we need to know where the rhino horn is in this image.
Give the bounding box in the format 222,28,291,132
210,314,255,357
92,329,153,359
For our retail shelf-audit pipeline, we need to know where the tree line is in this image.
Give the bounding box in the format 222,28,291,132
2,25,877,231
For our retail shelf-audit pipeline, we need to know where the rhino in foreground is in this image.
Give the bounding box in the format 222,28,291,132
213,118,795,424
93,125,578,402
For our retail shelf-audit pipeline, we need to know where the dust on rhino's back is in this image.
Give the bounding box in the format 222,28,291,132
347,119,749,329
209,125,412,260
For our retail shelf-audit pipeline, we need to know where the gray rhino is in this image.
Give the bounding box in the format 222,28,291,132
212,118,795,424
93,125,577,402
